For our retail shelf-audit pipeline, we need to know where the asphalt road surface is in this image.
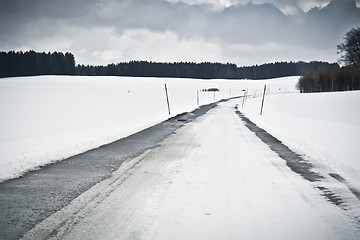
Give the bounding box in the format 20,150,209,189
0,102,217,240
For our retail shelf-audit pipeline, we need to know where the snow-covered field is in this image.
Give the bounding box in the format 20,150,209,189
0,75,359,191
22,97,360,240
240,90,360,190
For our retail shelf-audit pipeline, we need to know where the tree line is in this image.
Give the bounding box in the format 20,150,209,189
0,50,338,80
297,65,360,93
76,60,336,80
0,50,75,77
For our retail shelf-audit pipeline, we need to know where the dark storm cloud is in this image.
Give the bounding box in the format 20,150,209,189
0,0,186,41
1,0,358,44
0,0,94,46
204,3,290,44
205,0,359,49
0,0,359,65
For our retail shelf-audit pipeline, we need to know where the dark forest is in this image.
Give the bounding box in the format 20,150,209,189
1,50,337,80
297,65,360,92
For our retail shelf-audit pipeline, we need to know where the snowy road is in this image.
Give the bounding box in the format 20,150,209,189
23,100,359,239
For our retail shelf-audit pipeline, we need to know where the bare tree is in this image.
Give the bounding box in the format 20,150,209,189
337,27,360,67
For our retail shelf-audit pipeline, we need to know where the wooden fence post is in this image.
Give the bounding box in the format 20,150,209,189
197,90,199,106
164,84,171,115
242,90,246,107
260,85,266,115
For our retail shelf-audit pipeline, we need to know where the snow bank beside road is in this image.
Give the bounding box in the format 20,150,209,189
0,75,299,182
240,91,360,189
23,99,359,240
2,74,358,190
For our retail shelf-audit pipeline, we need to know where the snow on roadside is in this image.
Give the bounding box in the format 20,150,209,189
239,90,360,190
0,75,299,182
2,75,358,190
23,98,360,240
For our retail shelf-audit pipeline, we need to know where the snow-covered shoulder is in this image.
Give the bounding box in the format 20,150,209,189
240,90,360,190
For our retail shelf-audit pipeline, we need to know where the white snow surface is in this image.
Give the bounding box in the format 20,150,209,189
0,75,297,182
240,90,360,190
3,75,360,239
22,100,359,240
0,75,359,192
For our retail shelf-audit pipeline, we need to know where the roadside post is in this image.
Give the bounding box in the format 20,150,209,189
164,84,171,115
197,90,199,106
241,89,246,107
260,85,266,115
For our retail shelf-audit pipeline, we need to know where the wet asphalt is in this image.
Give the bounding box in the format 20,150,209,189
0,102,218,240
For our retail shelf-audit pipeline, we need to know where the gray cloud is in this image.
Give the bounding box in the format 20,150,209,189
0,0,359,66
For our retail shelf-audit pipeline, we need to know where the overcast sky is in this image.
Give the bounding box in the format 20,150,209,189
0,0,359,66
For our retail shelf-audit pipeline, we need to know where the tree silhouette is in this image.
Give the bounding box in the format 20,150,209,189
0,51,76,77
1,50,337,80
337,27,360,67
